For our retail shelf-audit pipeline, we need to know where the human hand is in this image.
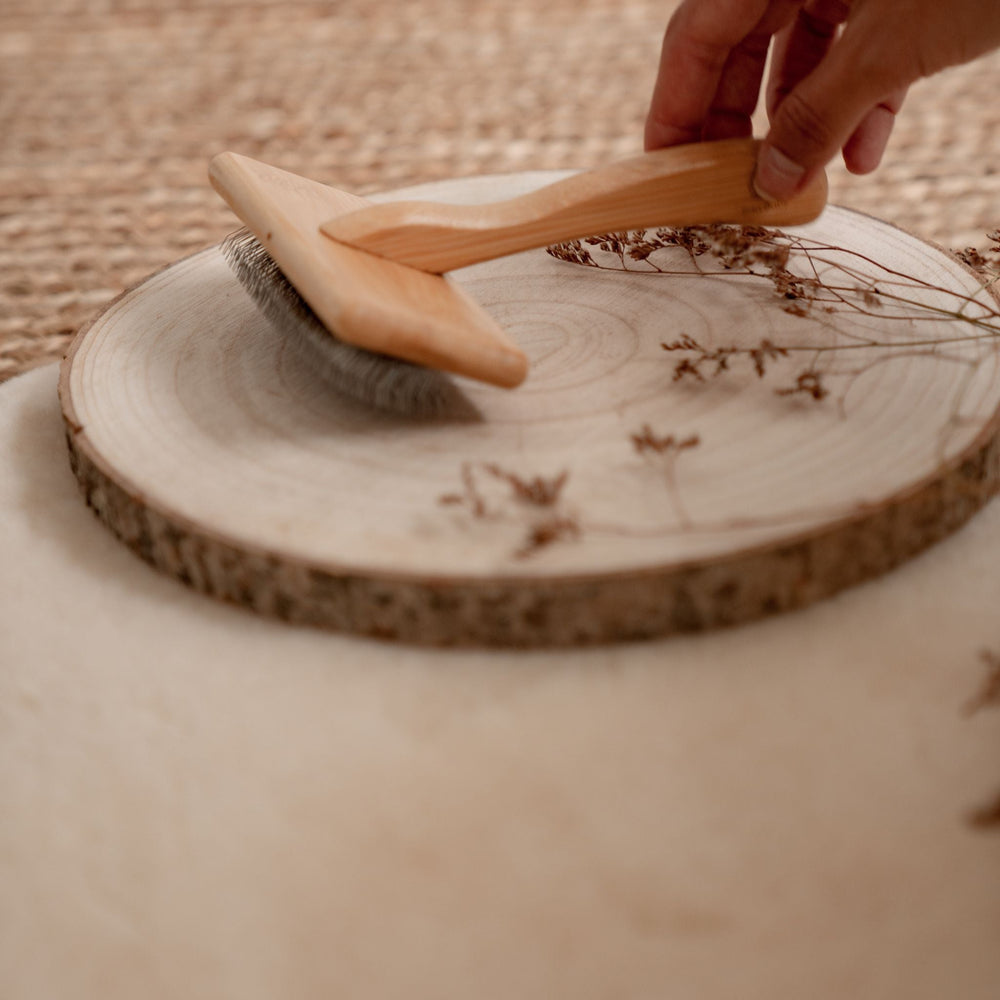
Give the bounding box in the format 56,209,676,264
645,0,1000,201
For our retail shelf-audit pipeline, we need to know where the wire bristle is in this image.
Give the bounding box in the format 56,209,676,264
219,229,477,419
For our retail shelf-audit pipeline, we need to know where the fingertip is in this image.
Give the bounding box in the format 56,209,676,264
842,104,897,174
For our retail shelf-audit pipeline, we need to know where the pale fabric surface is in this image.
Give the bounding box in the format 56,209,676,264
1,364,999,998
3,3,1000,994
1,0,1000,379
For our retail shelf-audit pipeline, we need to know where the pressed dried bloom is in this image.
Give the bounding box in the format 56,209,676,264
661,334,703,352
754,245,791,272
630,423,700,456
547,224,1000,453
438,461,488,518
584,231,632,257
776,370,829,401
439,462,580,560
627,240,662,262
861,286,883,308
654,227,711,258
782,301,811,318
673,357,706,382
957,247,990,270
955,238,1000,284
962,649,1000,716
515,515,581,559
967,789,1000,830
664,336,786,382
484,463,569,507
545,240,597,267
749,339,789,378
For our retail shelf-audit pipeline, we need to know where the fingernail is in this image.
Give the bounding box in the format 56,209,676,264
753,146,805,202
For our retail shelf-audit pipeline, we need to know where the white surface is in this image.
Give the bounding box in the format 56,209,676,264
2,364,999,999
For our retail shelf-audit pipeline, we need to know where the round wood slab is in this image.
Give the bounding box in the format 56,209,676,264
59,173,1000,645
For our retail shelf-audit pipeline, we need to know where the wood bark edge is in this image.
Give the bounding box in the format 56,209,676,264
58,363,1000,647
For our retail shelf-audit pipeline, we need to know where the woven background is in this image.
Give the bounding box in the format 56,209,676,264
2,0,999,381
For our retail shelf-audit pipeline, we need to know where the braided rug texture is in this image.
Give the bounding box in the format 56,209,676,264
2,0,999,380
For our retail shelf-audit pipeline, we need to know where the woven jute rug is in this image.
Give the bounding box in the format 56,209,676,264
2,0,999,380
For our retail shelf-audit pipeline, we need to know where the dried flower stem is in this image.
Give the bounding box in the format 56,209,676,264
548,226,1000,344
630,424,701,528
967,789,1000,830
438,462,579,559
963,650,1000,717
549,224,1000,428
963,648,1000,832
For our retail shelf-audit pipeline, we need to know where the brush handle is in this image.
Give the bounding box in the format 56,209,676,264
320,138,827,274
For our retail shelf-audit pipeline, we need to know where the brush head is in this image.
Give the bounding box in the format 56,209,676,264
220,229,479,420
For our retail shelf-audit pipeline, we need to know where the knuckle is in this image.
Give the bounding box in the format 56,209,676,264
774,90,837,155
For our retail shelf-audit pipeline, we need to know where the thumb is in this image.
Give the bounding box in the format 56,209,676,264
754,36,897,201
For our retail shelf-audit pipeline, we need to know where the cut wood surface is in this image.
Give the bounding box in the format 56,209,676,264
60,172,1000,645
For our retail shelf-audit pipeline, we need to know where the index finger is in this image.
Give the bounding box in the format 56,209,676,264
644,0,797,149
766,0,851,117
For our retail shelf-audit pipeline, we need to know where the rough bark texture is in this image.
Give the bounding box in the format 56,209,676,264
62,417,1000,647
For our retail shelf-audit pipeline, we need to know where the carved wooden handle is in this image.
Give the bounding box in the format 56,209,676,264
319,138,828,273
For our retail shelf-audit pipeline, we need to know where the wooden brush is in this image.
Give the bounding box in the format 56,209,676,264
217,229,481,418
210,139,826,414
210,152,528,417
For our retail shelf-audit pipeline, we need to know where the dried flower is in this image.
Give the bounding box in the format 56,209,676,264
584,231,631,258
483,464,569,507
672,357,707,382
963,650,1000,716
962,649,1000,831
662,336,794,383
661,334,703,353
545,240,598,267
776,370,828,402
438,462,487,518
861,286,883,309
967,789,1000,830
957,247,991,271
439,462,579,559
515,515,581,559
630,424,700,456
749,339,789,377
629,424,701,529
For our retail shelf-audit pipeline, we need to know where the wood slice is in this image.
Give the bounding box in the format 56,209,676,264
59,172,1000,646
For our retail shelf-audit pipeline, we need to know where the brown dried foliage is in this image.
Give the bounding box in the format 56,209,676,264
963,649,1000,717
515,516,581,559
955,231,1000,279
967,790,1000,830
630,424,700,456
439,462,578,559
548,224,814,315
776,370,829,401
963,649,1000,831
482,463,569,508
549,224,1000,411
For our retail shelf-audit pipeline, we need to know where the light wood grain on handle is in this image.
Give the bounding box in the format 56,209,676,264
320,138,828,273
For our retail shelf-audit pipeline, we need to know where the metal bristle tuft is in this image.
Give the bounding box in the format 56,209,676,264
219,229,477,419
